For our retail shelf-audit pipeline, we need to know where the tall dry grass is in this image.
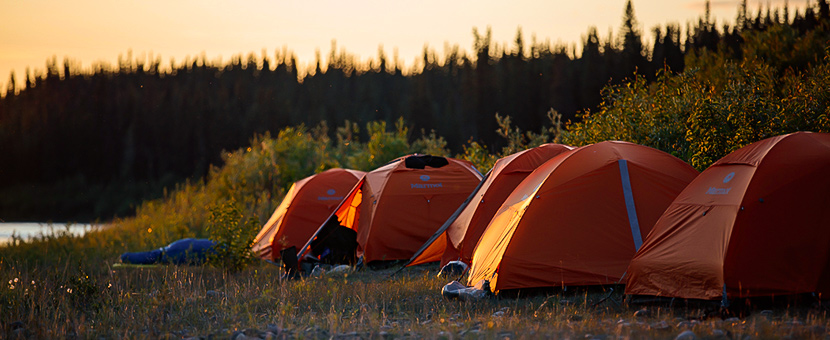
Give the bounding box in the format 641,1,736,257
3,262,829,339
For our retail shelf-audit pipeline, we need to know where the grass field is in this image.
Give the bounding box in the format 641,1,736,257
3,248,830,339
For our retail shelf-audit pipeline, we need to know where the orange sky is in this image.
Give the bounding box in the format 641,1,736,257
0,0,809,91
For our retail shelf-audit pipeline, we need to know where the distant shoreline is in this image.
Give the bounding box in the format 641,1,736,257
0,222,101,245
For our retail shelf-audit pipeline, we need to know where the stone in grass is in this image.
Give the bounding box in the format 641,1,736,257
723,317,741,324
675,330,697,340
497,331,515,338
232,335,260,340
10,328,29,340
261,333,279,340
634,308,651,318
711,329,730,339
206,290,225,299
650,321,671,331
676,320,701,329
616,320,632,331
266,324,282,335
231,329,263,340
335,331,362,338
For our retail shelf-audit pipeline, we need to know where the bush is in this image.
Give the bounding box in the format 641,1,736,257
206,201,260,272
563,30,830,170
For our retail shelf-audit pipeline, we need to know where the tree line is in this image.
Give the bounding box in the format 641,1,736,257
1,0,829,221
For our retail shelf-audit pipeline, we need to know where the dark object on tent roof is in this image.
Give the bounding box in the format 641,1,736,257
404,155,449,169
120,238,216,265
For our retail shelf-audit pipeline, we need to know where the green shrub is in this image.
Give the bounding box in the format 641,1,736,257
563,30,830,170
495,109,563,157
456,140,497,173
206,201,260,272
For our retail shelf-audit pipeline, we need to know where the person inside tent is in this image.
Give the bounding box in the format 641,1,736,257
306,215,359,265
280,215,359,279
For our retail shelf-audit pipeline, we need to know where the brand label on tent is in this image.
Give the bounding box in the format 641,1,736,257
318,189,345,201
706,187,732,195
411,174,443,189
706,172,735,195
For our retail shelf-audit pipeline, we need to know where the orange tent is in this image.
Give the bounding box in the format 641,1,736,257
301,154,482,264
251,168,364,261
467,141,698,293
626,132,830,301
406,144,574,267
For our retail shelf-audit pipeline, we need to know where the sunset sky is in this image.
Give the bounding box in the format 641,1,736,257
0,0,808,91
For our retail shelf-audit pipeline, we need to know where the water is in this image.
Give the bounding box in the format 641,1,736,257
0,222,97,245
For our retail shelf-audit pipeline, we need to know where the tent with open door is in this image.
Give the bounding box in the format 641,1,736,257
626,132,830,301
300,154,482,265
251,168,364,261
467,141,699,294
405,144,574,268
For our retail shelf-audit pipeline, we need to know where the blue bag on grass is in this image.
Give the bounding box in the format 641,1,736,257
120,238,216,265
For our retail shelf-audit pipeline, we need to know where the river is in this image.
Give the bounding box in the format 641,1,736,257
0,222,98,245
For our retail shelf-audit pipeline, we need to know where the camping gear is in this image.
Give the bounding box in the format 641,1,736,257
438,260,469,278
279,246,301,280
251,168,364,261
441,280,491,301
405,144,574,268
626,132,830,301
308,215,359,264
120,238,216,265
467,141,698,294
300,154,483,265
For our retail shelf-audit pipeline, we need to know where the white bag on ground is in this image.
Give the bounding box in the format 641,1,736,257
441,279,490,301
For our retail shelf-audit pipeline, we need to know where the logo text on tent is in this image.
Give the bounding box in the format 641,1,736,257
412,175,443,189
723,172,735,183
706,187,732,195
318,189,344,200
411,183,443,189
318,196,345,200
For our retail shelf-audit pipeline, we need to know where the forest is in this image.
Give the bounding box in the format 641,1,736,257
1,0,829,222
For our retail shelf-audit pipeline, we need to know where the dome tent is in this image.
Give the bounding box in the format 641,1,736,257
467,141,698,294
626,132,830,301
405,144,574,268
300,154,483,265
251,168,364,261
